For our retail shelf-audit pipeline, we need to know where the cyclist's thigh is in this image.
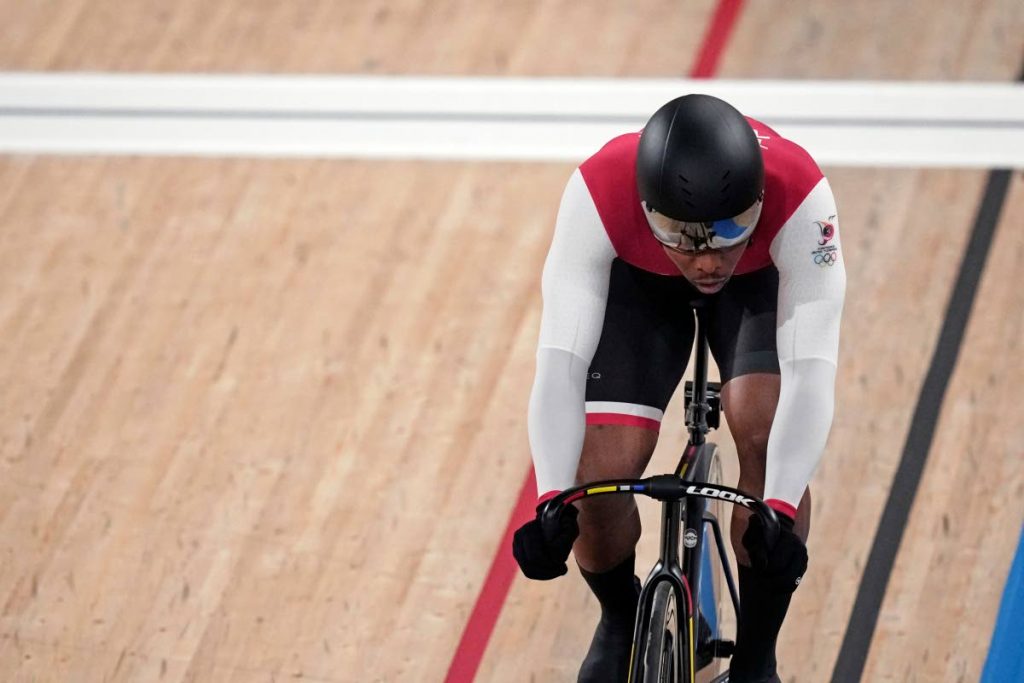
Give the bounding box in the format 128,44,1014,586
579,258,696,481
707,265,780,384
707,266,781,474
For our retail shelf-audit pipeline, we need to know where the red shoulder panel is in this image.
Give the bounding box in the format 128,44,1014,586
734,118,824,275
578,133,679,276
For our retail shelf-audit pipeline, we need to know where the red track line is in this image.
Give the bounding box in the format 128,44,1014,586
690,0,746,78
443,0,746,678
443,470,538,682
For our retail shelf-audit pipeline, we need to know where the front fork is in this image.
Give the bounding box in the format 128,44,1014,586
627,500,691,683
627,497,740,682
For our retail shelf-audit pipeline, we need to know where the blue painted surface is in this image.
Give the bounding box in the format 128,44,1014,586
981,524,1024,682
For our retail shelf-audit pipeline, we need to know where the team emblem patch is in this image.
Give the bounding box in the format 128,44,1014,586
815,217,836,245
811,215,839,267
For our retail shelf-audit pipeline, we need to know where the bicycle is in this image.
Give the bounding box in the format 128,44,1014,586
544,300,780,682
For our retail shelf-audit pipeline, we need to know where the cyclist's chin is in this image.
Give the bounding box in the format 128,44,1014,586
691,277,729,294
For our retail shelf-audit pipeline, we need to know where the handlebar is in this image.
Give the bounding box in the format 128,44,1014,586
542,474,781,545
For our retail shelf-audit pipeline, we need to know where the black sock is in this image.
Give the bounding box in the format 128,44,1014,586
729,564,793,681
578,555,640,681
578,553,639,623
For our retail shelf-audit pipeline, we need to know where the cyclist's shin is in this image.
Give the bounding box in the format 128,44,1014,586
579,553,639,618
578,554,640,682
729,564,791,682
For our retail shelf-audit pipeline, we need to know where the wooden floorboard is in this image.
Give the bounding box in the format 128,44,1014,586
722,0,1023,80
860,174,1024,683
0,0,716,75
0,1,1021,681
0,157,576,681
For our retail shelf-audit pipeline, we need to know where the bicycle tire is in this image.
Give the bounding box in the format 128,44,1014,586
641,581,690,683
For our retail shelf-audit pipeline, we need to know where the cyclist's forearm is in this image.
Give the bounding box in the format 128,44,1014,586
528,347,590,496
764,356,838,514
764,273,844,515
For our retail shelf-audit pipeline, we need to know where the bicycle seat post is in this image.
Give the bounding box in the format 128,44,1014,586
687,300,712,445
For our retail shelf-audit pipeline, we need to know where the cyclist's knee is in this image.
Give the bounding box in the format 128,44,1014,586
722,373,779,470
575,424,651,529
577,488,637,529
576,423,658,482
573,424,655,570
735,431,770,479
575,493,641,572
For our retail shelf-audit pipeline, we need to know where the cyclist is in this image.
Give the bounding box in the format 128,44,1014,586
512,94,845,682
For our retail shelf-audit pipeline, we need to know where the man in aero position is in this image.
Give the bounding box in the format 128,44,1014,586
512,94,846,682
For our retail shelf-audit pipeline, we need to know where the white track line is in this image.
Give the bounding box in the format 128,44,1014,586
1,73,1022,167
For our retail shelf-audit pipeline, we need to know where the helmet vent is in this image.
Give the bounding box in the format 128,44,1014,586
722,170,731,179
720,183,731,193
677,174,692,197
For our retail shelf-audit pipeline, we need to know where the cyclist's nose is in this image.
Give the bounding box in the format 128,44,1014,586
695,253,721,276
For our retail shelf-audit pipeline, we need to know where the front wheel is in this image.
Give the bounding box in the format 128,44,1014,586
640,581,691,683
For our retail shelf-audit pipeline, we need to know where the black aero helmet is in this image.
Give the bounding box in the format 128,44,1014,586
637,94,764,250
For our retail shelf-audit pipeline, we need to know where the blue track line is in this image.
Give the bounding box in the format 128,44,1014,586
981,523,1024,682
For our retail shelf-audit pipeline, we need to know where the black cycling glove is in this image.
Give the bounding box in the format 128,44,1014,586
742,512,807,593
512,500,580,580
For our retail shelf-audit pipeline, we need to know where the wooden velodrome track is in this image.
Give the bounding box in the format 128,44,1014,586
1,1,1022,681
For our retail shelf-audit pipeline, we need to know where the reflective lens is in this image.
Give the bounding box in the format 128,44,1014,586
644,197,762,251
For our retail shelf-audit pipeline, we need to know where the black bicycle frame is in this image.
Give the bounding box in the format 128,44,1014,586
627,301,738,682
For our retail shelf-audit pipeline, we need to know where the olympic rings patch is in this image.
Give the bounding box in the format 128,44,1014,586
811,243,840,267
814,251,839,265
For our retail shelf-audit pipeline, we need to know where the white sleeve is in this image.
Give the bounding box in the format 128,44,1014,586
764,177,847,512
528,169,617,496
